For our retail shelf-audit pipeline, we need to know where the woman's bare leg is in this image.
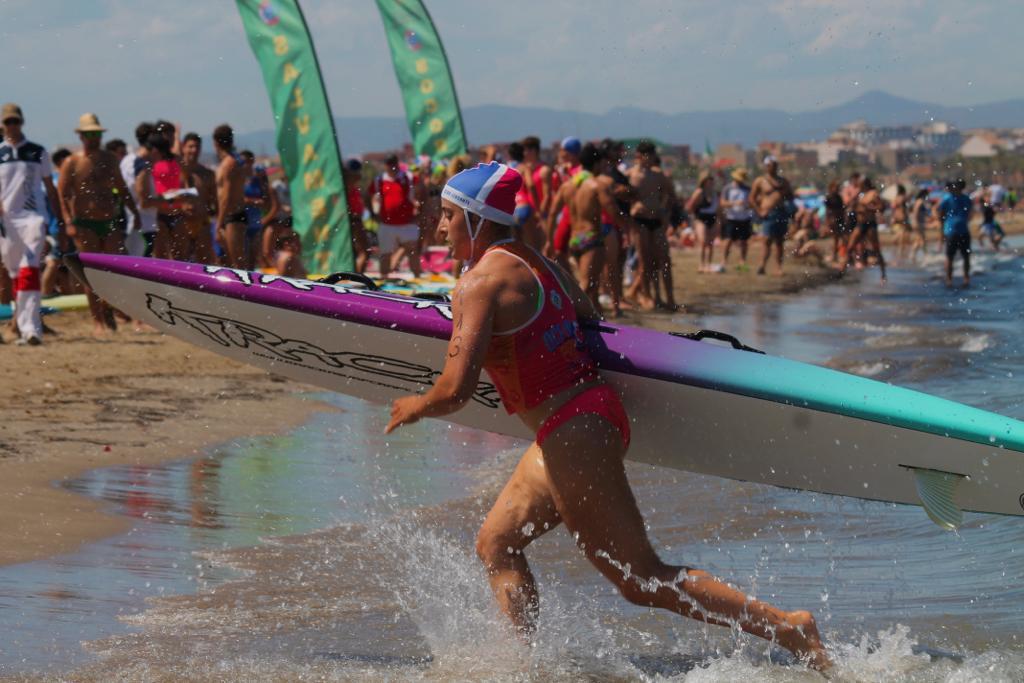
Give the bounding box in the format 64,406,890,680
476,443,563,633
539,413,831,670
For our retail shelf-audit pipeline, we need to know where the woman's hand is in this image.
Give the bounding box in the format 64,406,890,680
385,395,424,434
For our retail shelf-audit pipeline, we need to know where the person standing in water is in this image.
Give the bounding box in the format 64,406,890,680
937,178,972,287
843,176,886,283
385,161,831,672
890,184,911,263
910,188,930,260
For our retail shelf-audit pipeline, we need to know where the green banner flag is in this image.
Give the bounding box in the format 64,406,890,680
236,0,352,273
375,0,468,159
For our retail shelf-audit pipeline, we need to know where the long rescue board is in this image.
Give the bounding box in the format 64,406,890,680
71,254,1024,526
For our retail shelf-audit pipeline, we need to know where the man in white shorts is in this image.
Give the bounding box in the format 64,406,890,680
0,103,61,345
369,154,421,278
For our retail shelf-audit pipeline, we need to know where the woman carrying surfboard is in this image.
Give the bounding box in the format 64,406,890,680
385,161,831,671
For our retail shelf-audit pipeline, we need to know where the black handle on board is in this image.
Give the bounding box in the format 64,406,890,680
415,292,452,303
317,271,380,291
670,329,765,354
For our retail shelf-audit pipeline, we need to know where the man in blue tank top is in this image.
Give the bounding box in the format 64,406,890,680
937,179,972,288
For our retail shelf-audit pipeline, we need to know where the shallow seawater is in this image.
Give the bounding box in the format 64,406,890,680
2,241,1023,682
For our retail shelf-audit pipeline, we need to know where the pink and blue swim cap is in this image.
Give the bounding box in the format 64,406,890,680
441,162,522,227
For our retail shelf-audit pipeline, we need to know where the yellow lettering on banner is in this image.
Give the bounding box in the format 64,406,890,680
434,139,448,154
283,62,300,84
424,98,438,114
274,35,289,56
419,78,434,94
304,168,325,191
303,143,318,164
310,196,327,219
295,114,310,135
429,118,444,134
291,87,304,109
415,58,428,74
317,225,332,242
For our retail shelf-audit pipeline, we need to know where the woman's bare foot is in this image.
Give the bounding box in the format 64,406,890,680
779,610,831,672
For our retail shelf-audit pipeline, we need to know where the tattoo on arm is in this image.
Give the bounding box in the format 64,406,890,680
448,335,462,358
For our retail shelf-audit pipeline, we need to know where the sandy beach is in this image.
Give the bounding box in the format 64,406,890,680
0,312,328,566
2,216,1020,568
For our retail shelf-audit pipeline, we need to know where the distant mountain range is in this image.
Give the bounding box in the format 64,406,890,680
236,90,1024,157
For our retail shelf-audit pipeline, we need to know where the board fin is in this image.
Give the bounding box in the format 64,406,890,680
909,467,965,530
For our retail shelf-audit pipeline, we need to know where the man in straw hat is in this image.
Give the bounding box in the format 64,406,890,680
0,103,63,344
58,113,140,335
720,166,754,270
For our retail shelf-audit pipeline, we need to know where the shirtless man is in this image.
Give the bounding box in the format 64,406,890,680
386,161,831,673
890,184,911,263
626,140,672,309
58,113,140,334
521,137,556,239
179,132,217,264
597,139,634,316
212,124,248,269
844,176,886,282
839,172,861,263
749,155,793,276
547,143,630,310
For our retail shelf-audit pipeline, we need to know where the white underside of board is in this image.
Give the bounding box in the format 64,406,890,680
87,268,1024,518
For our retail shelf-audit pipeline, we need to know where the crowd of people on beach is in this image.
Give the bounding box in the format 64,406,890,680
0,101,1013,345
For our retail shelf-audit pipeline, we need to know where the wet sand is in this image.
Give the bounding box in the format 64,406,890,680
2,214,1020,568
0,312,330,566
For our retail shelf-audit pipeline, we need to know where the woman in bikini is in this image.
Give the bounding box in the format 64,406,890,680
385,162,831,671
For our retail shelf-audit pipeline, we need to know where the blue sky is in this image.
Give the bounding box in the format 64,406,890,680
2,0,1021,148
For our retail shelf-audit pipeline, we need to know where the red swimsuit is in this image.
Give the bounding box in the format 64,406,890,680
480,241,630,448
